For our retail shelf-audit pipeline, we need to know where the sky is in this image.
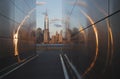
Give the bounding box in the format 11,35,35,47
36,0,63,37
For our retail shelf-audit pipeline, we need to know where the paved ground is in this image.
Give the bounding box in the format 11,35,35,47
2,50,65,79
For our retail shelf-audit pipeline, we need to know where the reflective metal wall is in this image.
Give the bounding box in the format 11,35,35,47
0,0,36,70
63,0,120,79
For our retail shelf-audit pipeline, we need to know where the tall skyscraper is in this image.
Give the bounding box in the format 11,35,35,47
65,16,71,43
44,10,50,43
59,30,63,43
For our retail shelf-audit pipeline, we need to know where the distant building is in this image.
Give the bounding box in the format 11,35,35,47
43,10,50,44
42,10,63,44
66,27,71,43
51,35,56,44
36,28,43,43
56,31,59,43
58,30,63,43
65,16,71,43
50,30,63,44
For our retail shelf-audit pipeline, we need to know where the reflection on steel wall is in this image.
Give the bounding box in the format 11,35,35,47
0,0,36,70
63,0,120,79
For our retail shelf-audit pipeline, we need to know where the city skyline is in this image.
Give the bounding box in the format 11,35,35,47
36,0,63,37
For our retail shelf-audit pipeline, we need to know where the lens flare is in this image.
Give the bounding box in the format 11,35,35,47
13,8,36,62
80,10,99,76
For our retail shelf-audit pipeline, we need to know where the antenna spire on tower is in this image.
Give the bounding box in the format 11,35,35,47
46,8,48,16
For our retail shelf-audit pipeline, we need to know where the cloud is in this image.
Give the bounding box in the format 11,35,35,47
50,18,61,22
50,18,62,24
70,0,87,7
36,1,47,5
42,12,46,15
54,24,62,27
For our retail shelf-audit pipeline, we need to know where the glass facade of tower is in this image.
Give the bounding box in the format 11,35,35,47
0,0,36,70
63,0,120,79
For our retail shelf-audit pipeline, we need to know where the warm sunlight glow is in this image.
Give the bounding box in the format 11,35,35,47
96,5,114,66
106,19,114,65
80,10,99,76
13,8,36,61
13,33,19,56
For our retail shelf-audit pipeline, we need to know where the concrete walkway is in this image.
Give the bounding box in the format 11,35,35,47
2,50,65,79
